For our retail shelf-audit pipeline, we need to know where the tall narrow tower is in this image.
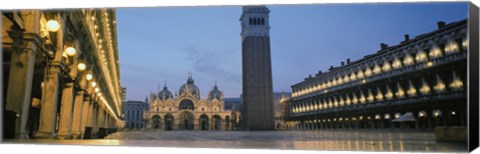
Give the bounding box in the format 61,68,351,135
240,5,275,130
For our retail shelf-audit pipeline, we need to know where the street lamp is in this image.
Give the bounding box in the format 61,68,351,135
46,20,60,32
64,47,76,56
419,112,425,117
91,81,97,87
77,63,86,71
95,87,99,93
86,74,93,81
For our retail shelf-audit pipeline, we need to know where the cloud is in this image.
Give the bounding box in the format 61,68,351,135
185,47,241,84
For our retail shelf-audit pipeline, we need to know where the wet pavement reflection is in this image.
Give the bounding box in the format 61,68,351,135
5,130,467,152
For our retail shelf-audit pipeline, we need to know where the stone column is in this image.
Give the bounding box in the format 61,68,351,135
80,96,91,138
5,30,42,139
91,103,99,136
35,64,62,139
97,106,104,138
100,108,105,129
70,89,84,139
35,12,65,139
105,114,110,129
104,110,108,128
57,82,75,139
86,100,94,127
109,116,113,128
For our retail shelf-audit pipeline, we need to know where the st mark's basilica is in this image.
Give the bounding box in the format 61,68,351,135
144,74,240,131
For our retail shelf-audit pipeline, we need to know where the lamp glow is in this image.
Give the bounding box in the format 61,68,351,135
77,63,86,71
46,20,60,32
95,87,99,93
64,47,76,56
91,81,97,87
86,74,93,81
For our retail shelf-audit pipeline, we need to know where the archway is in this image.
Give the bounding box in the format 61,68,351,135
152,115,161,129
199,114,209,130
212,115,222,130
417,111,428,129
179,99,195,111
178,111,194,130
432,109,443,128
164,113,174,131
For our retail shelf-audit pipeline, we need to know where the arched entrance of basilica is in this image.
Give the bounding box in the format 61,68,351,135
178,111,194,130
213,115,222,130
164,113,174,131
152,115,161,129
199,114,209,130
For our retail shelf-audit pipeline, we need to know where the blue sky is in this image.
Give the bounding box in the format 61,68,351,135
117,2,468,101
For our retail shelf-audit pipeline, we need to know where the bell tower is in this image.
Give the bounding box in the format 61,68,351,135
240,5,275,130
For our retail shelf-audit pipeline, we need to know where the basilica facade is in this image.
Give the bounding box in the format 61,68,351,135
144,75,240,131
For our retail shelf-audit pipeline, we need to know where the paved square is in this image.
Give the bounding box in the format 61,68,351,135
6,130,467,152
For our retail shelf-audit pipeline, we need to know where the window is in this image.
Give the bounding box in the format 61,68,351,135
180,99,195,110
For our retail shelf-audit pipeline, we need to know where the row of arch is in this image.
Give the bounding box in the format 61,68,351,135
293,37,467,98
149,112,239,131
285,108,465,130
291,69,464,114
249,17,265,25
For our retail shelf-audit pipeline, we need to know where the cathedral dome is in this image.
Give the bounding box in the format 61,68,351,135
208,83,223,101
179,75,200,98
158,84,173,101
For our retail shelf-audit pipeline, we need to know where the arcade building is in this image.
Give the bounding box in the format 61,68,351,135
285,19,468,130
2,9,123,139
144,75,240,131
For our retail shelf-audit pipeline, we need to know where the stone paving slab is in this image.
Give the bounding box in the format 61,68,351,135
4,130,468,152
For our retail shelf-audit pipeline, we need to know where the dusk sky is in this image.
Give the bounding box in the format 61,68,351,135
117,2,468,101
